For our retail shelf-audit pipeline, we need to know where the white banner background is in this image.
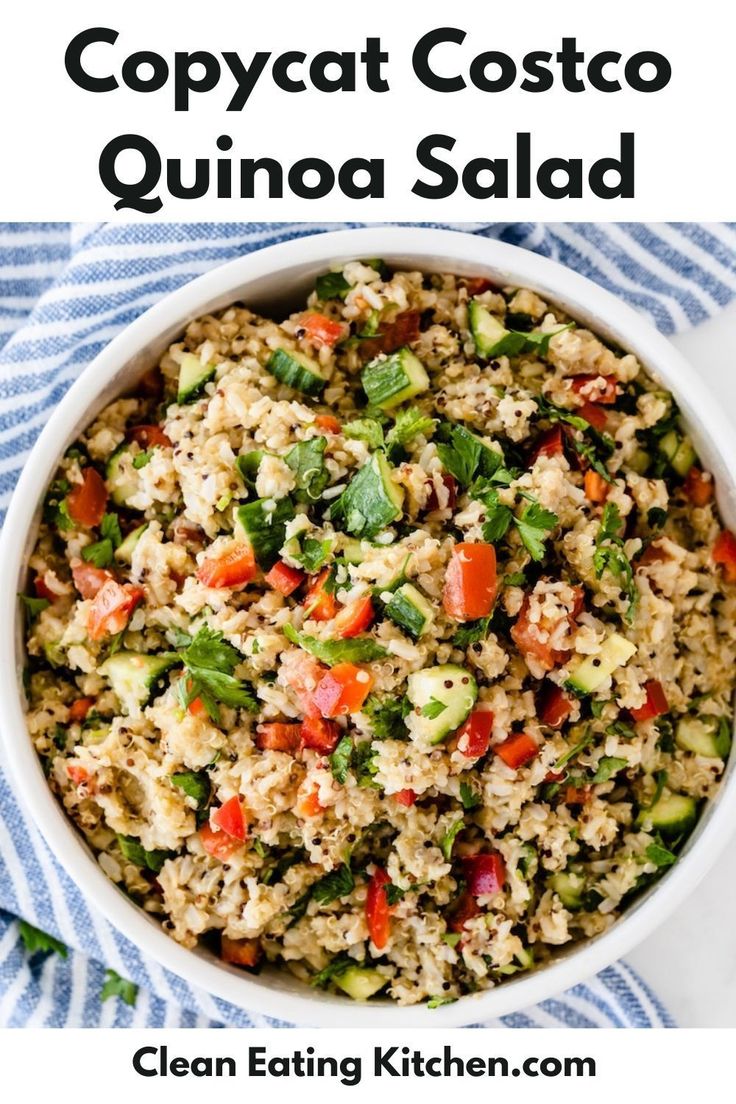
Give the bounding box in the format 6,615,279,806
0,1028,727,1098
1,0,734,220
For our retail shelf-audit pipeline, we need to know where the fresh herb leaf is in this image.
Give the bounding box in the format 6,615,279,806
480,489,514,544
283,623,387,665
427,995,458,1009
310,954,354,988
590,699,607,719
385,883,405,907
553,728,594,772
645,841,677,868
330,735,354,785
311,863,355,905
100,513,123,547
515,501,558,562
441,932,462,948
647,507,668,529
436,424,482,487
459,781,481,810
343,418,385,449
100,969,138,1006
82,539,114,568
178,626,259,719
171,770,211,810
440,817,465,860
293,536,333,574
385,407,436,459
132,450,152,470
235,450,263,488
503,571,527,587
451,616,492,649
641,770,668,812
18,921,67,959
591,756,628,784
593,502,638,621
316,271,351,301
363,694,410,740
421,697,447,720
285,437,329,503
19,593,50,623
537,396,615,482
519,324,573,356
117,834,171,873
352,741,379,788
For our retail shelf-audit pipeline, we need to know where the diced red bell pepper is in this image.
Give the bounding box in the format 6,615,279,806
578,401,608,431
200,821,243,861
511,586,583,672
300,715,340,754
630,679,669,723
537,683,573,728
584,469,610,503
297,787,324,818
463,852,506,897
221,935,261,969
544,770,565,783
256,722,302,753
449,891,481,933
300,312,348,348
188,696,207,718
129,424,172,448
303,569,338,621
265,560,305,596
332,595,374,638
456,709,494,758
87,580,144,640
443,542,497,621
313,663,374,717
314,414,342,434
360,311,421,358
713,529,736,583
571,374,618,404
34,575,56,602
197,542,256,589
72,561,114,600
67,468,108,528
282,650,326,720
463,277,497,296
425,474,458,512
684,466,714,507
494,731,539,770
68,697,95,723
530,425,565,464
394,788,417,807
66,764,90,786
366,866,392,950
210,795,247,841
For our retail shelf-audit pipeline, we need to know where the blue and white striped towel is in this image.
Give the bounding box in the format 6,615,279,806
3,220,735,1028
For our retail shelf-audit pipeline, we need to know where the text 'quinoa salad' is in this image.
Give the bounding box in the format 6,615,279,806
23,259,736,1007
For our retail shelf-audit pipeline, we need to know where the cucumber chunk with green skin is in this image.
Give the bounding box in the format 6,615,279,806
469,301,524,358
177,353,216,404
99,652,179,714
106,444,139,507
629,447,652,476
82,725,111,746
333,966,388,1001
657,430,696,477
42,641,67,669
361,347,429,410
340,537,368,564
565,633,637,695
548,871,586,910
406,664,478,745
267,348,327,396
235,497,295,570
385,582,435,639
332,452,404,539
636,791,698,837
115,523,148,565
676,715,732,759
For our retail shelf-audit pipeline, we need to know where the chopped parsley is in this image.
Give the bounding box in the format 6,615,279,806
593,502,638,621
285,437,329,503
459,781,482,810
283,623,387,665
18,921,67,959
537,396,615,482
132,450,152,470
479,488,558,562
591,756,628,784
310,954,354,989
100,969,138,1006
343,418,385,450
363,694,410,740
451,616,493,649
440,817,465,860
645,841,677,868
330,735,354,784
19,593,50,623
436,423,509,488
421,697,447,720
82,512,123,568
117,834,171,873
177,626,259,721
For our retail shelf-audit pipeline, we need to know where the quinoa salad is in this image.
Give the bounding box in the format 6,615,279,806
23,259,736,1007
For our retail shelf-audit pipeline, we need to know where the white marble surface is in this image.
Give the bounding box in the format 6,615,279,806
625,301,736,1026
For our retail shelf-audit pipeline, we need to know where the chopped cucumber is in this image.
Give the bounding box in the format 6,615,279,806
361,347,429,410
333,966,388,1001
267,348,327,397
636,791,698,837
235,498,295,570
106,444,139,508
657,430,696,477
676,715,732,759
332,452,403,539
406,664,478,745
385,583,435,639
629,447,652,476
340,537,368,564
42,641,66,669
548,870,585,910
177,352,216,404
468,301,517,358
565,633,637,695
99,651,179,714
115,523,147,565
82,725,111,746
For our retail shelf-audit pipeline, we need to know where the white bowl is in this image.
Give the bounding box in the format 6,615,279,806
2,227,735,1027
